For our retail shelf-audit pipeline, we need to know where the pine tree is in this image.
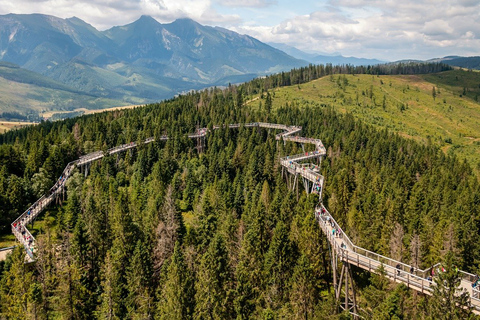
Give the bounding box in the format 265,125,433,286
264,221,296,308
55,232,89,319
34,226,58,317
194,234,233,319
97,247,126,319
156,242,194,320
0,247,34,319
429,251,473,319
362,264,390,317
125,240,154,319
290,254,317,320
154,185,180,276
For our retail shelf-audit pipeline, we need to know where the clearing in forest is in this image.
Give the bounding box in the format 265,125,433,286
247,69,480,171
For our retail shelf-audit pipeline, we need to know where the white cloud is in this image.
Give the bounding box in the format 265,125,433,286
0,0,479,60
243,0,480,60
216,0,277,8
0,0,239,30
422,20,454,37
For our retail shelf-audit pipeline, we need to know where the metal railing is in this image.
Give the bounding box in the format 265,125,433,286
12,122,320,261
315,203,480,310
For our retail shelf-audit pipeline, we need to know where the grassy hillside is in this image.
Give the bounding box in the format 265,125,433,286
0,121,34,134
247,69,480,170
0,65,127,118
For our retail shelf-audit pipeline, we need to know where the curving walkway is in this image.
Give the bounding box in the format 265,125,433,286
10,122,480,313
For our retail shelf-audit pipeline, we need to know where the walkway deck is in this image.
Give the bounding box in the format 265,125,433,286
10,122,480,313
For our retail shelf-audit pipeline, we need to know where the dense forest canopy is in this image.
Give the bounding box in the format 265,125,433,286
0,63,478,319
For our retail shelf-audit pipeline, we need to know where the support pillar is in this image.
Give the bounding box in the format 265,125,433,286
333,259,358,318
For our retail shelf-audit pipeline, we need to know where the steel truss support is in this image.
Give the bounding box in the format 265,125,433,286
196,135,205,153
332,256,358,318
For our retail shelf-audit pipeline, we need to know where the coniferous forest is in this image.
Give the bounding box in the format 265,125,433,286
0,65,479,319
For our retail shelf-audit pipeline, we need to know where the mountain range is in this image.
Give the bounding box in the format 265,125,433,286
0,13,306,110
267,42,385,66
428,56,480,70
1,13,479,120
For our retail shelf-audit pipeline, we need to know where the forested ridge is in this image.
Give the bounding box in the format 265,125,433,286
0,67,479,319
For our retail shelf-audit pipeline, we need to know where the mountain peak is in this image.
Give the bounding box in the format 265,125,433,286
138,15,157,22
169,17,201,28
132,15,160,27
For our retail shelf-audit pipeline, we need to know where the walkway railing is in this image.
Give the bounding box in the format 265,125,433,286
313,203,480,311
11,122,306,261
10,121,480,313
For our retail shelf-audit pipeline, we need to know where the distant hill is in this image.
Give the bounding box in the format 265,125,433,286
428,56,480,70
246,69,480,168
0,62,126,119
268,42,385,66
0,13,307,109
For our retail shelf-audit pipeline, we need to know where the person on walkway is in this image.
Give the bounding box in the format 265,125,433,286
396,264,401,276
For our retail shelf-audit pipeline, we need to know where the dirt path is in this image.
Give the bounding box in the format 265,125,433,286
0,248,13,261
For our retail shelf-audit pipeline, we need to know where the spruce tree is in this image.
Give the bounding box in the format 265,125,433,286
157,242,193,320
0,247,34,319
429,251,473,319
194,234,232,319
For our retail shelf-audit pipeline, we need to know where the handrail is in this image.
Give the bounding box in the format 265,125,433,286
11,122,316,261
10,121,480,314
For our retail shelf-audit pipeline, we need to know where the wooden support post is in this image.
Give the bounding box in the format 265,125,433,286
345,263,349,310
348,263,358,317
336,264,345,301
293,173,296,189
295,174,299,200
332,249,337,297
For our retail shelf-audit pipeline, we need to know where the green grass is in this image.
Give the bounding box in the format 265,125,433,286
424,69,480,102
0,233,16,248
0,209,58,249
247,70,480,171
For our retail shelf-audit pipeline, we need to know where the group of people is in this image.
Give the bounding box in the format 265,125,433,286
315,206,345,241
425,265,450,282
13,167,73,253
13,200,40,231
332,227,343,239
50,169,71,195
12,221,33,247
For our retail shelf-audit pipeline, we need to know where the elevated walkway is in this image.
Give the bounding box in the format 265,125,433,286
10,122,480,314
314,204,480,312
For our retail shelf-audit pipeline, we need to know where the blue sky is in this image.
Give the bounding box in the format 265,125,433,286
0,0,479,61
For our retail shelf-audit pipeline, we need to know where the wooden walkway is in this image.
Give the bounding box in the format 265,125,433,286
10,122,480,313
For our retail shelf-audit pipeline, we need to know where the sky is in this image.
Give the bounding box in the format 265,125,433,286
0,0,479,61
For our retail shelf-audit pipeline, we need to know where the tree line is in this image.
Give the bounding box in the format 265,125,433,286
0,63,477,319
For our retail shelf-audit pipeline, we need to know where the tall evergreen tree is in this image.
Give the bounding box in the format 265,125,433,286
156,242,194,320
0,247,34,319
194,234,232,319
428,251,473,320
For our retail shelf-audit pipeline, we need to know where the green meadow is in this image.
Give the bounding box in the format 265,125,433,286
248,69,480,171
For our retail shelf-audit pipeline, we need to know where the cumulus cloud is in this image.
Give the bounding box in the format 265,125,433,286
0,0,240,29
216,0,276,8
0,0,479,60
248,0,480,60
